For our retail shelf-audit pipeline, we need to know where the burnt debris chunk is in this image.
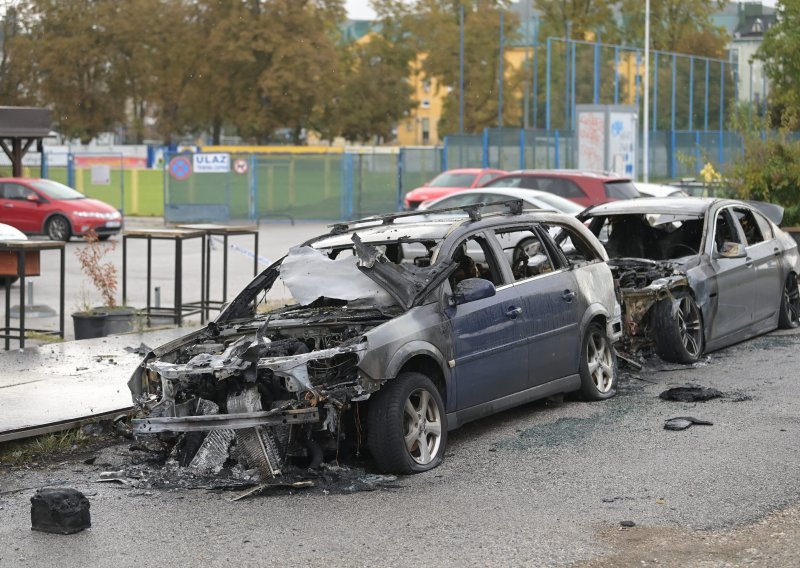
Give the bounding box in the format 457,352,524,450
30,487,91,534
659,385,723,403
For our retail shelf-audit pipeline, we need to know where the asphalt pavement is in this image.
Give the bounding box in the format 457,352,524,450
1,327,799,567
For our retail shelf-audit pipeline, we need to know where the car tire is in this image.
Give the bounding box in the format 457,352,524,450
778,274,800,329
98,235,111,241
367,371,447,474
578,321,618,401
46,215,71,242
654,289,704,363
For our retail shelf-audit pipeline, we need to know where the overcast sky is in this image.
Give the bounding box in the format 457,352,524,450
346,0,376,20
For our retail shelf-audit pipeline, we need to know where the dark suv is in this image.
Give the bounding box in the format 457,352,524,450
482,170,640,207
129,203,622,477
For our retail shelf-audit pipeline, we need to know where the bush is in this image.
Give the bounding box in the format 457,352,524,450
727,106,800,226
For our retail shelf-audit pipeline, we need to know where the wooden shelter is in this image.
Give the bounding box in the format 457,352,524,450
0,107,53,177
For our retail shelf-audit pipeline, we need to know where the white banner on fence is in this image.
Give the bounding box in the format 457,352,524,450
193,153,230,173
90,164,111,185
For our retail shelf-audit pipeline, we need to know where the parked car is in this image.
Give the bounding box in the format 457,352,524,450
403,168,506,210
0,222,27,286
130,204,622,477
634,182,689,198
418,187,586,216
0,178,122,241
578,197,800,363
483,170,640,207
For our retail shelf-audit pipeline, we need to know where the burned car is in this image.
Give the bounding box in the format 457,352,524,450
579,197,800,363
129,202,622,478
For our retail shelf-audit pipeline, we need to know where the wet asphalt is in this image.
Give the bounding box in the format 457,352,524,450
1,327,799,567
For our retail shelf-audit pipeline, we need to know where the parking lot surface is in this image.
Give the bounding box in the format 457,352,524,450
1,327,799,567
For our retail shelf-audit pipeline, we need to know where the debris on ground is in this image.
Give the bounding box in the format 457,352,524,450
659,385,723,402
124,343,152,356
664,416,714,431
620,520,636,528
30,488,91,535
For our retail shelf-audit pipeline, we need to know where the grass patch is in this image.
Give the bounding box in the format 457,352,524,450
0,424,116,468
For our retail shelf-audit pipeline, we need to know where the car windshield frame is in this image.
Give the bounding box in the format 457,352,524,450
29,179,86,200
427,172,478,188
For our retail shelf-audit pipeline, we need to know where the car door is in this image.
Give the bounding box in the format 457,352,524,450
491,224,582,387
708,207,758,340
0,182,43,232
732,206,784,324
445,232,529,410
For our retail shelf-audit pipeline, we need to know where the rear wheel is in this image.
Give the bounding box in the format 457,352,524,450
654,290,704,363
778,274,800,329
578,322,617,400
98,235,111,241
46,215,71,241
367,371,446,474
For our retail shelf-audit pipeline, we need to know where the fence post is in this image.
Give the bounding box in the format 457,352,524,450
546,37,552,130
695,130,701,174
593,39,600,104
249,153,258,220
67,153,75,188
482,129,489,168
40,152,48,179
519,129,526,170
340,153,354,220
396,148,404,212
554,130,560,168
670,130,676,178
441,139,448,171
498,10,504,128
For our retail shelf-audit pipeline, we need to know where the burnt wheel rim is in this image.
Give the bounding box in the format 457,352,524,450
48,217,69,241
676,296,702,358
403,388,442,466
586,330,614,393
784,278,800,325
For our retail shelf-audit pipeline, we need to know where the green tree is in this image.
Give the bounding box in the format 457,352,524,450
408,0,523,135
0,2,35,105
9,0,124,143
755,0,800,116
319,0,417,142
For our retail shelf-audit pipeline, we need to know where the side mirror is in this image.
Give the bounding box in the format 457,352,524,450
452,278,496,305
717,241,747,259
26,194,41,203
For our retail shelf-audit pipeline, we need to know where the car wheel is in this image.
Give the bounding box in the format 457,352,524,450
654,290,704,363
778,274,800,329
579,321,617,400
46,215,71,241
367,371,447,474
98,235,111,241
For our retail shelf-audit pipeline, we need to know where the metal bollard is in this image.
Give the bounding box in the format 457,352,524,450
155,286,161,309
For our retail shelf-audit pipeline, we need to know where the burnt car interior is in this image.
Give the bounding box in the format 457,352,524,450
592,214,705,260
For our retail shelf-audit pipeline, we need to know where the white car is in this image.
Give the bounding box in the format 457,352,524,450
0,222,28,286
634,182,689,198
418,187,585,215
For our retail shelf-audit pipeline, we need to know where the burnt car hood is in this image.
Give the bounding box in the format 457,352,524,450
351,234,456,310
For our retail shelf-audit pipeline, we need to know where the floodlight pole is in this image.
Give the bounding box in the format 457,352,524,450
643,0,650,182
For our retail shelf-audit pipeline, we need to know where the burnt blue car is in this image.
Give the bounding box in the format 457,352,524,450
129,203,622,477
580,197,800,363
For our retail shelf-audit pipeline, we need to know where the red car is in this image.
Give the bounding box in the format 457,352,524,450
0,178,121,241
482,170,640,207
403,168,506,210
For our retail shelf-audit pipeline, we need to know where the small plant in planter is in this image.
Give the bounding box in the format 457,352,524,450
72,230,135,338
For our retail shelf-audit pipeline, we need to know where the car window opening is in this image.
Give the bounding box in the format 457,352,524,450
598,214,704,260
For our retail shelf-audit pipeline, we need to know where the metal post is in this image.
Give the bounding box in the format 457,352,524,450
442,138,448,171
643,0,650,182
175,238,182,325
523,7,530,130
719,61,725,165
565,23,571,130
689,57,694,131
122,235,128,306
498,10,504,128
570,39,576,130
554,130,560,168
459,5,465,134
396,148,404,212
593,37,601,104
671,54,677,133
653,52,659,131
519,129,526,170
4,270,10,350
146,236,152,313
222,235,228,303
614,46,619,105
59,247,64,339
533,22,539,129
704,58,710,131
18,252,25,349
482,129,489,168
545,38,552,131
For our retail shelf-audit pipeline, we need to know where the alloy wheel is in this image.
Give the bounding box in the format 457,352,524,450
403,388,443,466
676,296,703,358
784,278,800,326
586,330,614,393
48,217,70,241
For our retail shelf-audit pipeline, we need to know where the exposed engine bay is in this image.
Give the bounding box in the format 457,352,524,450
131,302,401,481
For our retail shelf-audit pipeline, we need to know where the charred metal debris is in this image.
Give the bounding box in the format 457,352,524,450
129,303,399,483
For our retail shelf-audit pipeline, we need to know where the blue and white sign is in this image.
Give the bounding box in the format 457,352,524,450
193,153,230,173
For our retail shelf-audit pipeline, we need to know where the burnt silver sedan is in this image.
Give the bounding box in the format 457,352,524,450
130,204,622,476
580,197,800,363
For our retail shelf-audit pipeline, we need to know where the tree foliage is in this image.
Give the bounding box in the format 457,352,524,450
755,0,800,116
